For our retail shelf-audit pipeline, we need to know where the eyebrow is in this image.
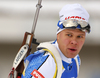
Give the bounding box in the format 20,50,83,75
65,32,85,36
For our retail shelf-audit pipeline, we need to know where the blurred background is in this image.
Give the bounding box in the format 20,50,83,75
0,0,100,78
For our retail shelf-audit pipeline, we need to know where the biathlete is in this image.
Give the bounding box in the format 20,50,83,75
19,4,91,78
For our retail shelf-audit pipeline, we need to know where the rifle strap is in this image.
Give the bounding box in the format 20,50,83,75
37,41,62,78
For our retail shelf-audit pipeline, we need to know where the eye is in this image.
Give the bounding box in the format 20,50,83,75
77,35,83,38
67,34,72,37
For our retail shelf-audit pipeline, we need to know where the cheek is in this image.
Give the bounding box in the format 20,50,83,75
78,40,85,48
63,39,70,45
57,34,69,46
60,38,71,48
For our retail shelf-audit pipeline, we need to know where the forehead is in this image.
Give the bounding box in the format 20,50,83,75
62,29,86,35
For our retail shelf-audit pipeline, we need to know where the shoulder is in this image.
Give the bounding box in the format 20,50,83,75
37,50,57,78
74,54,81,67
23,49,56,78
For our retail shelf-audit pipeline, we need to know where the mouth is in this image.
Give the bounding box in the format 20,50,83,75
68,48,77,52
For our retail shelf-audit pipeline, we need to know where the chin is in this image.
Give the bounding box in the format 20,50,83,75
68,54,77,58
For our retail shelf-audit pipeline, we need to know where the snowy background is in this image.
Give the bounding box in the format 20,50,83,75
0,0,100,78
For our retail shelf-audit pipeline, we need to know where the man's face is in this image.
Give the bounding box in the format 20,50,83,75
57,29,86,58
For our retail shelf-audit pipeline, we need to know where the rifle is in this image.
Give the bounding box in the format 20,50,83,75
8,0,42,78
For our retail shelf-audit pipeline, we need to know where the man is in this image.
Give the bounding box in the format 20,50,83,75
21,4,90,78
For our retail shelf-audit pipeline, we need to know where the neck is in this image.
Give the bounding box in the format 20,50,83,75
52,41,72,63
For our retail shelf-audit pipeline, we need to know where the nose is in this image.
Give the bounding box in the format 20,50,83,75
70,38,78,45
